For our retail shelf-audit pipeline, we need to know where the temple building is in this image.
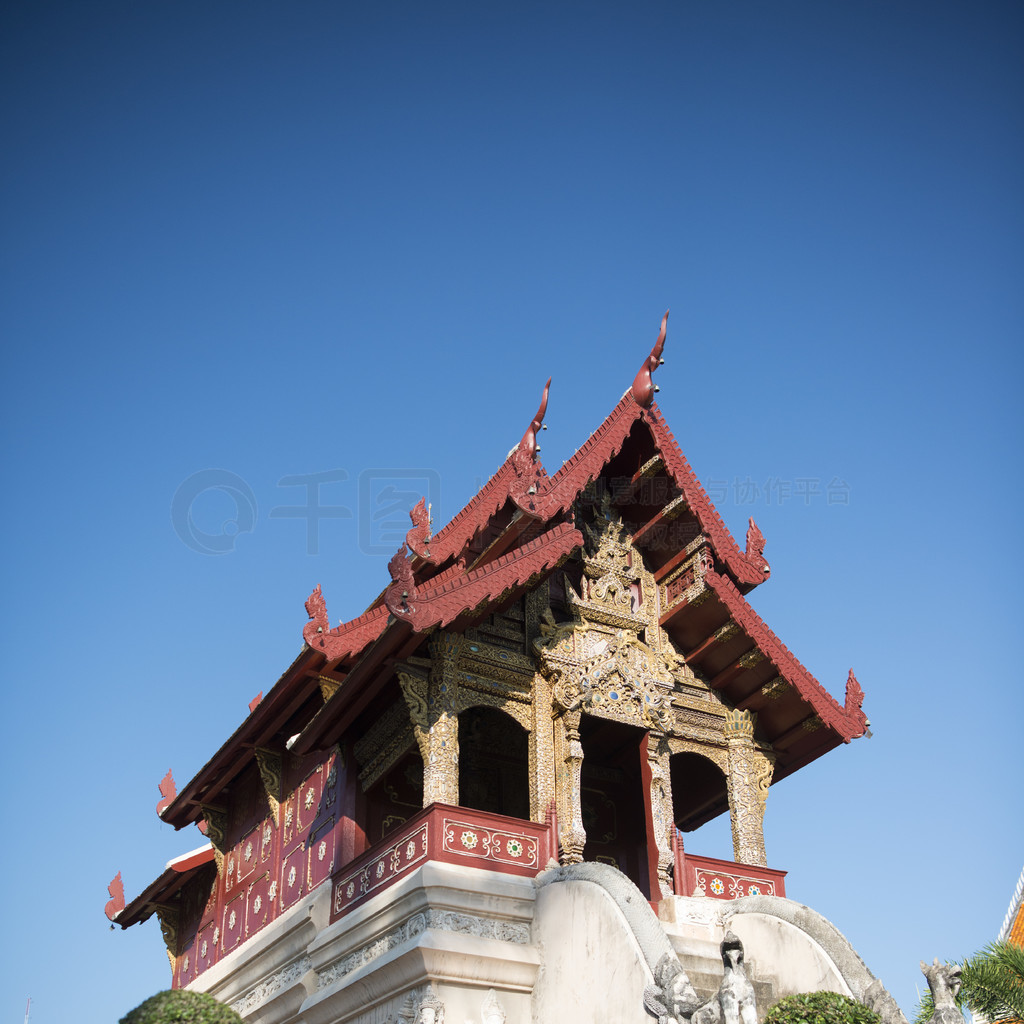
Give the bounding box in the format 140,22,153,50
109,315,885,1024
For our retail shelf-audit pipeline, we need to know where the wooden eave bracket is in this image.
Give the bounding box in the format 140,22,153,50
254,748,283,825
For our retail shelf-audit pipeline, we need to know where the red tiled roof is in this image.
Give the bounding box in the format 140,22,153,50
644,405,771,587
392,520,583,633
704,568,867,742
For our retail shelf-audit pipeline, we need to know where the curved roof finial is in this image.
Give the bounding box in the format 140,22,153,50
156,769,177,818
518,377,551,460
105,872,126,921
630,310,669,408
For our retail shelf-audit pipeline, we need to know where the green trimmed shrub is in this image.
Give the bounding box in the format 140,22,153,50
764,991,882,1024
119,989,244,1024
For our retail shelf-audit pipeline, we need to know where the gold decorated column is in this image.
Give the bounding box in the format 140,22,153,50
724,709,774,867
645,732,675,899
529,670,556,822
526,585,556,823
553,709,586,863
398,633,463,807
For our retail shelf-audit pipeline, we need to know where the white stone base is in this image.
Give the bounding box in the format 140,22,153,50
186,863,902,1024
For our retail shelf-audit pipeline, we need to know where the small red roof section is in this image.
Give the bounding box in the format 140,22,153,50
111,845,216,928
704,568,866,741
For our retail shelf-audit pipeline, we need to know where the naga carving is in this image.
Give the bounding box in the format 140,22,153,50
303,583,330,648
156,769,176,817
105,871,125,921
645,932,758,1024
631,310,669,409
385,546,417,619
744,518,767,570
405,497,432,560
845,669,865,716
510,377,551,515
920,959,962,1024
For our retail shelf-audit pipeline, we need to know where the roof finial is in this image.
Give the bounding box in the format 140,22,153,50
384,545,417,619
630,310,668,408
105,872,125,922
156,769,176,817
519,377,551,460
405,496,432,559
302,583,329,648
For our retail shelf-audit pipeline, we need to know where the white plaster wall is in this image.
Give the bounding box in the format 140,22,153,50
531,877,653,1024
729,912,853,1001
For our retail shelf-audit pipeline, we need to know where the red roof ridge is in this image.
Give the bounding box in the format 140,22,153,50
644,404,771,588
408,458,516,564
542,393,639,514
405,377,555,568
396,313,668,571
389,521,583,633
303,587,391,661
704,567,867,741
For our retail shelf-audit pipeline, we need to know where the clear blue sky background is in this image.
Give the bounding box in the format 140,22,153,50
1,3,1021,1022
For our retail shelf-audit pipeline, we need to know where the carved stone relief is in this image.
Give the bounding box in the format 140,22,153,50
231,955,312,1016
384,986,446,1024
479,989,508,1024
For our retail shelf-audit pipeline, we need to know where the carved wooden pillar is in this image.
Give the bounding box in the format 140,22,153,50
526,585,555,823
421,710,459,806
643,731,675,899
553,710,586,863
399,634,463,808
529,670,556,822
724,709,774,866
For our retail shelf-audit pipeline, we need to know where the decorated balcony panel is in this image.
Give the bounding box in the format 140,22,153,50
329,803,558,924
674,849,787,901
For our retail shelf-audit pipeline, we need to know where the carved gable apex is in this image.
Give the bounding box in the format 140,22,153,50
582,494,635,579
567,497,649,632
534,500,685,730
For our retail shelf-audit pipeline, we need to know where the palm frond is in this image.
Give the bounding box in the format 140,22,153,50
960,941,1024,1024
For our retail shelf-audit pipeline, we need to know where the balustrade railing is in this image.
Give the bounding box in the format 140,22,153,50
329,803,558,924
671,830,786,900
328,811,786,926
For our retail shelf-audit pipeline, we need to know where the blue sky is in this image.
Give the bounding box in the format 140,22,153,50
1,3,1021,1022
